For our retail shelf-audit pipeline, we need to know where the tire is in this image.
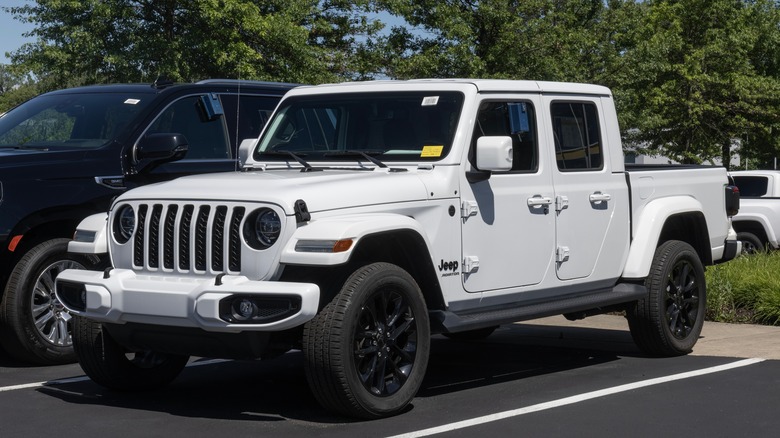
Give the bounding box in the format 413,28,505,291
737,232,764,255
443,326,498,341
627,240,706,357
303,262,430,419
73,316,189,390
0,238,104,364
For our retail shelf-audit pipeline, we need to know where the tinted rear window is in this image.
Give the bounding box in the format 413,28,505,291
734,176,769,197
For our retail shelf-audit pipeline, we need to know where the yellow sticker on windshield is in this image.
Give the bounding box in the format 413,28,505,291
421,145,444,157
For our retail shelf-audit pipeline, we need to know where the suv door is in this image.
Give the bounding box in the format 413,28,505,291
543,97,629,282
126,93,280,187
460,96,556,293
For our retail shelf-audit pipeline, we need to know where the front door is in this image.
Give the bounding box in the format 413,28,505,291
460,96,556,293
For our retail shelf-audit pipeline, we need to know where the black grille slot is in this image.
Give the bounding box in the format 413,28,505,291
194,206,211,271
148,204,163,268
163,205,178,269
229,207,245,271
212,206,227,271
133,205,148,267
179,205,194,270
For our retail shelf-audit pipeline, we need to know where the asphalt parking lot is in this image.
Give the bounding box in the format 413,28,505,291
1,315,779,437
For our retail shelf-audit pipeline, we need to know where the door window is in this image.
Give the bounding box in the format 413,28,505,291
551,102,602,171
146,96,230,159
220,94,280,144
470,101,538,172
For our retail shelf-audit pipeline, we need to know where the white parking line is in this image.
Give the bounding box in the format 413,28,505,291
387,358,766,438
0,358,232,393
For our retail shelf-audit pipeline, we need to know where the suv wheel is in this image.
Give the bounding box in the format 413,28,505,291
0,238,102,364
627,240,706,356
303,262,430,419
73,316,189,390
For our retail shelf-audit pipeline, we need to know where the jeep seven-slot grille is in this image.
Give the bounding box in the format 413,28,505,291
131,203,245,273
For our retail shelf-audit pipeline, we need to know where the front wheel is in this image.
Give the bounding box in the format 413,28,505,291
627,240,706,356
73,316,189,391
0,238,104,364
303,262,430,419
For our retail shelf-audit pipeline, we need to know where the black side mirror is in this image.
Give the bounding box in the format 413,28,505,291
134,133,189,173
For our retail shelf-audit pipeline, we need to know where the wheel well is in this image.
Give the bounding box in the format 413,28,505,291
0,219,80,283
279,230,446,312
658,212,712,265
731,221,768,244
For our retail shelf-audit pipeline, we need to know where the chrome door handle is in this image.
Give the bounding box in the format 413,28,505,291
589,192,611,203
527,196,553,207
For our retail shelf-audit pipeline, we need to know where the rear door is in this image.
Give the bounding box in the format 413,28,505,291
543,96,629,282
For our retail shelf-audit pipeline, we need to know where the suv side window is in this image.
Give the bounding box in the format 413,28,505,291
147,95,230,159
470,101,538,172
220,94,280,144
551,101,602,171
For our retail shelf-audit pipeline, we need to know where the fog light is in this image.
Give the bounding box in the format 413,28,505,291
233,298,257,320
219,295,302,324
237,299,257,319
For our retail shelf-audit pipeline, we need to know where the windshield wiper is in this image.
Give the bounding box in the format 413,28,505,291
323,150,389,169
258,150,321,172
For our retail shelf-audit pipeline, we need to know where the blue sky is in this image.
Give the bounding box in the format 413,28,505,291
1,1,34,64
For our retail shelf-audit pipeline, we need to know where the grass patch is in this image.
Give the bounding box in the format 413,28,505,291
705,251,780,325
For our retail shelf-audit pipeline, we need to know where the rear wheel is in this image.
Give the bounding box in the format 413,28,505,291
73,316,189,391
627,240,706,356
303,262,430,419
737,232,764,255
0,238,103,364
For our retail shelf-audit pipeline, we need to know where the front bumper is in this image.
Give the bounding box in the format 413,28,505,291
55,268,320,332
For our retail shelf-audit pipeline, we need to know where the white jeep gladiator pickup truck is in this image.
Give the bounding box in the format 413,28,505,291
730,170,780,253
55,79,740,419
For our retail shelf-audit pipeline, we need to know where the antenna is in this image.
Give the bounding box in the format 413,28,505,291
234,63,242,172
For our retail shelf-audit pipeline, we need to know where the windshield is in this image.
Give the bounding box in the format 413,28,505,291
0,92,150,149
254,91,464,162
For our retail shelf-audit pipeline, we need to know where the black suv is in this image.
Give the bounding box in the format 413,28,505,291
0,79,297,364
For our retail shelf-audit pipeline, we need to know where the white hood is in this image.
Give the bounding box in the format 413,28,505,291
118,168,431,215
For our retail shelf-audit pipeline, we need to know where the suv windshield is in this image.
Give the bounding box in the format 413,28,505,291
254,91,464,162
0,92,151,149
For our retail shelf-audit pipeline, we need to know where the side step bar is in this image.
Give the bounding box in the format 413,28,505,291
430,283,646,334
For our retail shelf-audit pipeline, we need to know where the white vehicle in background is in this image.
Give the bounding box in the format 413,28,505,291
55,79,739,419
731,170,780,253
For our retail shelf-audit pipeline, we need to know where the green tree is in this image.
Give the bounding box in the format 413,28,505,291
0,64,38,113
4,0,382,90
620,0,780,166
373,0,644,83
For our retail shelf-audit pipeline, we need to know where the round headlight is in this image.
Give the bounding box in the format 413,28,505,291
114,205,136,243
255,209,281,247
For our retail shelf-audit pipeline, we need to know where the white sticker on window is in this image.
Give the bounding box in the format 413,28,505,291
124,98,141,105
421,96,439,106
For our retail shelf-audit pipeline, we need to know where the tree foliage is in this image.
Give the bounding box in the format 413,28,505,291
3,0,780,168
4,0,381,89
620,0,780,165
374,0,642,82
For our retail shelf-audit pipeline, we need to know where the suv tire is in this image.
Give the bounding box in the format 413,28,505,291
0,238,102,364
303,262,430,419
